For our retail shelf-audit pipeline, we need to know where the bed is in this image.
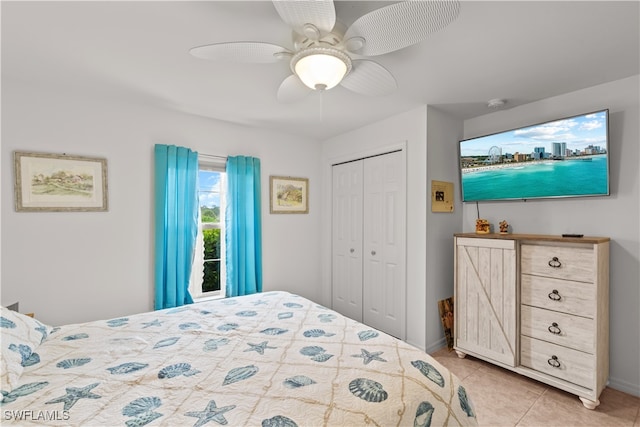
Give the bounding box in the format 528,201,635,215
1,291,477,426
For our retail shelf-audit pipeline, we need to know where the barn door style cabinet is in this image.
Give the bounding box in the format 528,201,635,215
454,233,609,410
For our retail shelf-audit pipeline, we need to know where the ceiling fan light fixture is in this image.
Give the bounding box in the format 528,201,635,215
292,47,352,91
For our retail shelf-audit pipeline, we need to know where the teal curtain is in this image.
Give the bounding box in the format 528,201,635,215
225,156,263,297
154,144,198,309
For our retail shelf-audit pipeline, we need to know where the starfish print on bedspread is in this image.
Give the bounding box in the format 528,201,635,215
185,399,236,427
244,341,276,355
352,348,387,365
45,383,102,411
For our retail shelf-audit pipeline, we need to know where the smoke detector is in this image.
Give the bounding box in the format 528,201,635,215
487,98,506,109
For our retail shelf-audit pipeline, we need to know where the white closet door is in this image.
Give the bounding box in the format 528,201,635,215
363,151,406,339
332,161,364,322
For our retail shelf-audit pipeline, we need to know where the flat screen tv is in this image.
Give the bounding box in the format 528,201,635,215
458,109,609,202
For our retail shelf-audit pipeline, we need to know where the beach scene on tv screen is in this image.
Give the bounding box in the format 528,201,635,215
460,110,609,201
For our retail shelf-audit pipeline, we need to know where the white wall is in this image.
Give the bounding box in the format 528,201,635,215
460,75,640,396
1,80,322,326
425,107,463,351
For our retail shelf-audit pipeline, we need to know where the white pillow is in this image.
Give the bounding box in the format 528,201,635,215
1,306,52,394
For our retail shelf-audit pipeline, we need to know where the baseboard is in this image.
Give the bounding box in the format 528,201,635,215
425,337,447,354
404,338,423,351
404,337,446,354
608,376,640,397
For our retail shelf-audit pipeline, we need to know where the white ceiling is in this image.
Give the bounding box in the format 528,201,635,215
2,1,639,141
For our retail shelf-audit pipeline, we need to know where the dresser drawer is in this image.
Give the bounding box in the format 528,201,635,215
521,336,594,389
521,244,595,282
521,305,594,353
521,274,595,318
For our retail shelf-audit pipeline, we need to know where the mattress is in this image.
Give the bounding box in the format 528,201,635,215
1,291,477,426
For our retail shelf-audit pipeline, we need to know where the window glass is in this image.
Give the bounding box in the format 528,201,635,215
190,166,225,299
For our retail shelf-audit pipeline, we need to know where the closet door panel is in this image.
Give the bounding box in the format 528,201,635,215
363,151,406,339
332,161,363,322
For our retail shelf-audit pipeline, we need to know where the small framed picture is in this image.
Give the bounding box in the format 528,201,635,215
431,180,454,213
269,176,308,214
14,151,108,212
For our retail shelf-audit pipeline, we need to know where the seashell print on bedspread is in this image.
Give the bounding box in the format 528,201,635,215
1,291,478,426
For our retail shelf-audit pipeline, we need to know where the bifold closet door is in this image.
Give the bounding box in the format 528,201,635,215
331,160,364,322
362,151,406,339
331,151,406,339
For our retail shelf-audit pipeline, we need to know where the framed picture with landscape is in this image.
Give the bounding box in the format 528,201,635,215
14,151,108,212
269,175,308,214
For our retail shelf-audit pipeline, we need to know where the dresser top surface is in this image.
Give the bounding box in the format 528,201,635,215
454,233,610,244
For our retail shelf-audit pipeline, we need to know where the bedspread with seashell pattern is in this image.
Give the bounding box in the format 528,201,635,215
1,291,478,426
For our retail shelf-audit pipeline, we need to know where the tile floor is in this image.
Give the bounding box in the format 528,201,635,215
430,347,640,427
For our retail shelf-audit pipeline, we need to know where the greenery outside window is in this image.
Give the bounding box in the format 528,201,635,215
190,162,226,300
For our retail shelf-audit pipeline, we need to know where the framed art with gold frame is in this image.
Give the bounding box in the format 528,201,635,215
269,175,308,214
14,151,108,212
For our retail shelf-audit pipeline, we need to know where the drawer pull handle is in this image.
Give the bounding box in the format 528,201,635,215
547,355,561,368
548,289,562,301
548,257,562,268
548,322,562,335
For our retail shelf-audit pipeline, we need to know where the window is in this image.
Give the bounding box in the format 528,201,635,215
190,161,226,300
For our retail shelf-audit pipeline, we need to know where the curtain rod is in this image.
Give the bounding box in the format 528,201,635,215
199,153,227,161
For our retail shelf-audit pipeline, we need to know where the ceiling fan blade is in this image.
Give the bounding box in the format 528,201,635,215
190,42,291,63
277,75,311,103
272,0,336,38
340,60,397,96
344,0,461,56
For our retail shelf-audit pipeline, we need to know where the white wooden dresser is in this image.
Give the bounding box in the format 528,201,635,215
453,233,609,409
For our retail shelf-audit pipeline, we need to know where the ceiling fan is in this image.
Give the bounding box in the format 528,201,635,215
189,0,461,103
